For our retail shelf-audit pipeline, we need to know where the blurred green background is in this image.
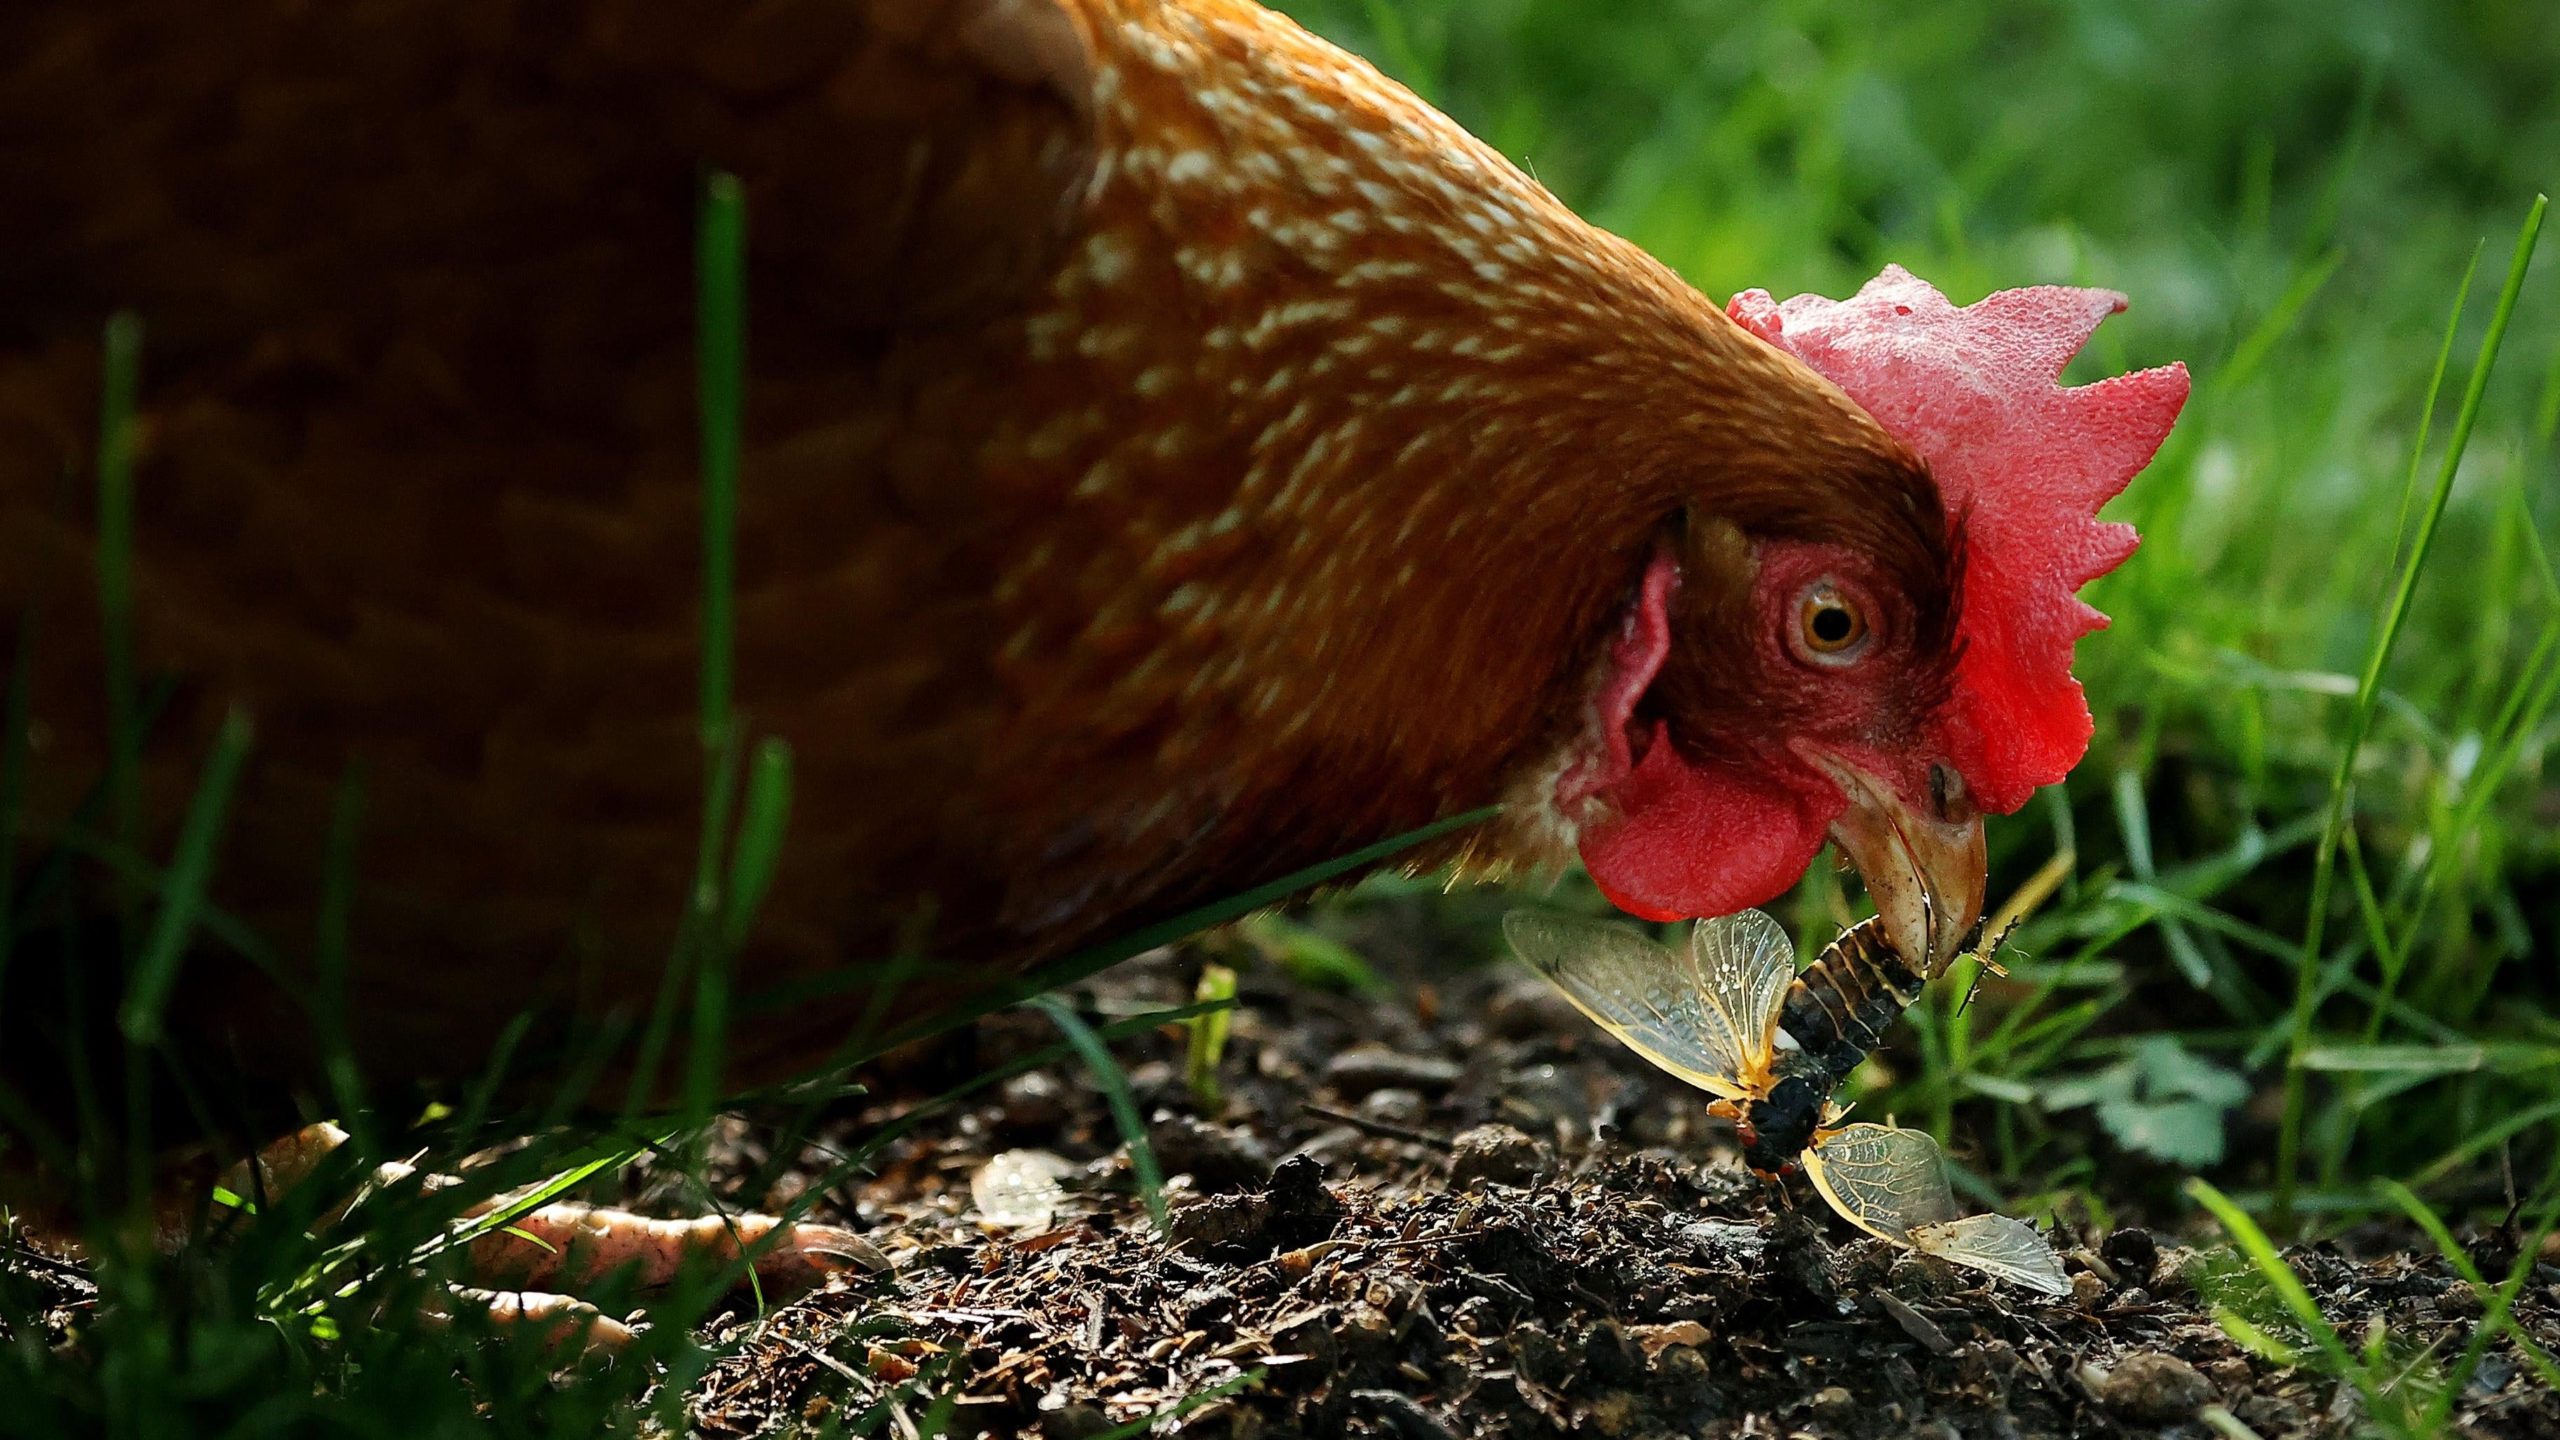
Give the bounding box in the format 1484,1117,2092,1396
1281,0,2560,1216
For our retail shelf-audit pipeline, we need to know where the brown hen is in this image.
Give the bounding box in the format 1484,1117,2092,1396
0,0,2181,1124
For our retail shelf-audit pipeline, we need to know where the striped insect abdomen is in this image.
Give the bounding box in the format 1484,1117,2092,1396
1776,917,1928,1083
1737,918,1930,1174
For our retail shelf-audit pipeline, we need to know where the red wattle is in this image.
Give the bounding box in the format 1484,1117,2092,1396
1577,733,1837,922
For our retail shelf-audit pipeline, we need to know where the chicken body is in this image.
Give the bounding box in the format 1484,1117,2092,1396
2,0,1954,1109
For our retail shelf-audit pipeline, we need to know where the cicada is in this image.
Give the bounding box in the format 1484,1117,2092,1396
1504,907,2067,1297
1503,908,1923,1176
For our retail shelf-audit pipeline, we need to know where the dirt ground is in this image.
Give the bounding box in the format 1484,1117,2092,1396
674,912,2560,1440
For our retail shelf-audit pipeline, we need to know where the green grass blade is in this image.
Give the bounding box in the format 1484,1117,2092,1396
2379,1180,2560,1426
661,722,738,1121
2375,1180,2483,1288
114,706,253,1212
2383,242,2481,566
2275,194,2547,1225
2187,1178,2360,1376
2339,826,2407,1034
120,707,254,1045
837,804,1499,1063
1031,994,1168,1236
633,168,758,1125
437,1152,629,1256
718,737,793,958
620,727,736,1118
2214,250,2342,396
2113,769,2213,990
696,170,745,746
2212,1309,2304,1368
682,880,737,1145
2411,1095,2560,1189
2296,1043,2482,1075
1185,963,1238,1111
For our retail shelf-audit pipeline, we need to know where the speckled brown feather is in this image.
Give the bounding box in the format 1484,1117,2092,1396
0,0,1937,1104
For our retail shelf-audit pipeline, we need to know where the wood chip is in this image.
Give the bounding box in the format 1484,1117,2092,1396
1631,1320,1712,1357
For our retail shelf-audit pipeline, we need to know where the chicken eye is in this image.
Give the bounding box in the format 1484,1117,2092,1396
1791,581,1871,667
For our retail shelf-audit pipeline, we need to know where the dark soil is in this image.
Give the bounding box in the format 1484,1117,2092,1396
8,906,2550,1436
677,924,2560,1440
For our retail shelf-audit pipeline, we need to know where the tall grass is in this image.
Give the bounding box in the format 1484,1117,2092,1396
1288,0,2560,1229
2274,196,2547,1223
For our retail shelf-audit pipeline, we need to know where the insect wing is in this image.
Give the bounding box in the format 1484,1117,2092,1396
1799,1122,1962,1245
1685,908,1799,1083
1911,1215,2071,1298
1502,910,1754,1100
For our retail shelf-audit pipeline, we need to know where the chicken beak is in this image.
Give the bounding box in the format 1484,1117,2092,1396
1806,751,1987,976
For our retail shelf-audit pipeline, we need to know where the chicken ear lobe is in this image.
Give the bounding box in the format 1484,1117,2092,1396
1554,547,1678,816
1558,543,1835,926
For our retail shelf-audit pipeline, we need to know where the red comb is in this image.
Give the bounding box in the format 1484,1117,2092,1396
1728,266,2189,814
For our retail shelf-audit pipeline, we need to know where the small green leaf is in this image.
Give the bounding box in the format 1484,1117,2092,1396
2037,1061,2131,1112
2131,1035,2250,1107
2098,1096,2229,1166
2048,1039,2245,1163
1185,964,1238,1112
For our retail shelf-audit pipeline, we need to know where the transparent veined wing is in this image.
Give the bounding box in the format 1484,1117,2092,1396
1502,909,1772,1100
1798,1122,1962,1244
1685,908,1799,1085
1911,1215,2071,1297
1805,1124,2069,1296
